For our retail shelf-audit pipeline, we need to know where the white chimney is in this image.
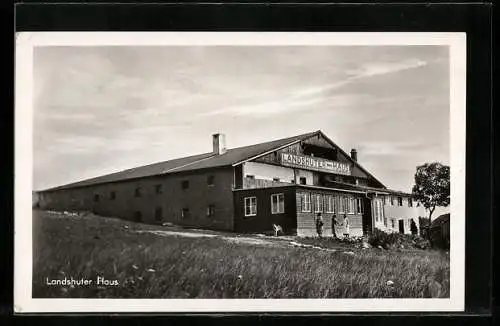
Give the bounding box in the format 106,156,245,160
212,133,227,155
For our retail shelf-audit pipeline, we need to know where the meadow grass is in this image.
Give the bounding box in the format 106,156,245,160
32,210,449,298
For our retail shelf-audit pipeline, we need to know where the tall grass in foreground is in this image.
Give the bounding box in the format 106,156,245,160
33,210,449,298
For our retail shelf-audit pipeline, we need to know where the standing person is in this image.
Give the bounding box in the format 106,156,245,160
343,214,350,239
331,213,338,240
315,213,324,238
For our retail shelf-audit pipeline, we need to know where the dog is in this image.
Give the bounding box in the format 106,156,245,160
273,224,283,237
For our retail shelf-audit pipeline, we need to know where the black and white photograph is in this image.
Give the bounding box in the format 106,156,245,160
15,32,466,313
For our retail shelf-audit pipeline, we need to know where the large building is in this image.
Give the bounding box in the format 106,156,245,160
36,130,426,237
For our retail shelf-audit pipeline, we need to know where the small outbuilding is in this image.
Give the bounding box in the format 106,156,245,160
430,213,450,249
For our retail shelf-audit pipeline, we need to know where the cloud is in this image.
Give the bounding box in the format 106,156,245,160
33,46,447,191
358,141,429,157
299,59,429,99
289,81,353,98
199,58,429,118
44,136,105,154
200,93,357,118
347,59,428,79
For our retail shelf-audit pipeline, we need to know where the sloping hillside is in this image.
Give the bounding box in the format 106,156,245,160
32,210,449,298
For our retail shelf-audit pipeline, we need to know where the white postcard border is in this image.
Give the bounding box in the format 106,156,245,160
14,32,466,313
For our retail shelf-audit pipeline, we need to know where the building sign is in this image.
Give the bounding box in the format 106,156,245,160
281,153,351,175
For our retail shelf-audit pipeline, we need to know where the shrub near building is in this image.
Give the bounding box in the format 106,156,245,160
368,229,431,250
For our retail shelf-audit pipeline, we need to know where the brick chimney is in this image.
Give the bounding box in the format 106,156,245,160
350,148,358,162
212,133,227,155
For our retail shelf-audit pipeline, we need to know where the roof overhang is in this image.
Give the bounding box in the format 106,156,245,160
231,139,304,166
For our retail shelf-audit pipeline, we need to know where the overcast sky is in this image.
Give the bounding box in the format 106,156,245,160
34,45,450,210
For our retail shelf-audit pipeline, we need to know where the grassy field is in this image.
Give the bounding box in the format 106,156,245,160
32,210,449,298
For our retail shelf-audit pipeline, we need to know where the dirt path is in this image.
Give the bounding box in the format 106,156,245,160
137,229,294,247
136,229,352,253
41,210,350,252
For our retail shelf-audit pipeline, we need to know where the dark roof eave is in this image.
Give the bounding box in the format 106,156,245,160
232,184,368,195
296,184,367,195
38,164,234,193
40,131,319,192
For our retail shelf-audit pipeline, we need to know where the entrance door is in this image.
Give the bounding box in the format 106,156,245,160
362,197,373,235
398,220,404,234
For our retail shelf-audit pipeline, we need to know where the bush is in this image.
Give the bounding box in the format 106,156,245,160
412,236,432,250
368,229,399,249
338,236,363,245
368,229,432,250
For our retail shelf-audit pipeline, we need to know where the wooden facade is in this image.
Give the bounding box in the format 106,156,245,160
233,186,297,234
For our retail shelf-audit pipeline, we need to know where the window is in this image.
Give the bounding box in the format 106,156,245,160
375,200,384,222
110,191,116,200
273,177,280,182
301,193,311,212
206,204,215,217
155,184,163,194
325,195,335,213
356,198,363,214
207,175,215,186
338,196,345,213
134,187,142,197
181,180,189,190
154,207,163,221
398,196,403,206
391,219,395,228
271,193,285,214
94,194,100,202
314,194,323,213
181,208,190,219
299,177,307,185
246,175,255,180
374,200,383,222
408,197,413,207
347,197,356,214
390,196,394,205
244,197,257,216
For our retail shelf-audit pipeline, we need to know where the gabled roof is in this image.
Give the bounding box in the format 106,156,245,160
233,130,387,189
41,131,318,192
316,130,387,189
40,130,392,193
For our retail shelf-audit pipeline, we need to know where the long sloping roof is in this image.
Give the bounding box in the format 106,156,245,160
42,131,318,192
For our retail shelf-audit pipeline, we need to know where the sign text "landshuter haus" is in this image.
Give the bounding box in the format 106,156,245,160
281,153,351,175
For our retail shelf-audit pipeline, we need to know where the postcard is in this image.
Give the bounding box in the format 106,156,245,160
15,32,466,313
